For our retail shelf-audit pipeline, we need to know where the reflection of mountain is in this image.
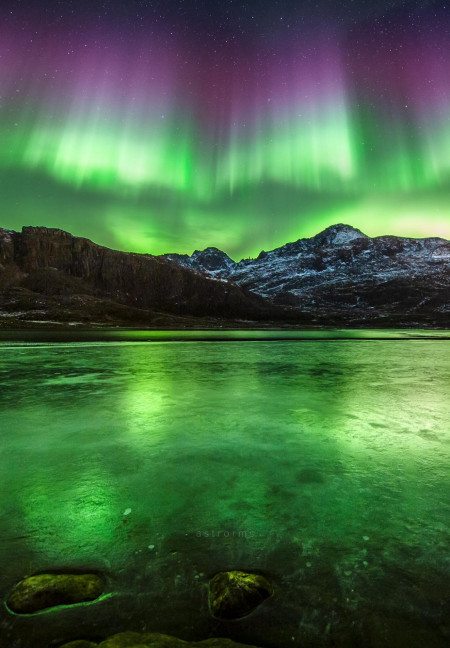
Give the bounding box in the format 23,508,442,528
0,224,448,327
163,224,450,327
0,226,285,327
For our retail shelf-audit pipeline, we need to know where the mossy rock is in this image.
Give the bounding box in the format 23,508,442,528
60,633,262,648
59,642,98,648
209,570,272,620
196,641,261,647
99,632,186,648
7,573,104,614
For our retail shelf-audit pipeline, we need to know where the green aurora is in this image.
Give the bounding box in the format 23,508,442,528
1,2,450,258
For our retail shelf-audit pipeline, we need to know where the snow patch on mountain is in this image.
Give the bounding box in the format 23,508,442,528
160,224,450,320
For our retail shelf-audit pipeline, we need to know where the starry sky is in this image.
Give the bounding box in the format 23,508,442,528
1,0,449,258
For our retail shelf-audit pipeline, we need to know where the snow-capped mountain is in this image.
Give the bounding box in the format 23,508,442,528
164,247,235,275
162,224,450,325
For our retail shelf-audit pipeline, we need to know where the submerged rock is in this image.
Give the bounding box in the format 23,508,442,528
60,632,262,647
59,642,98,648
196,640,261,648
7,572,104,614
296,468,325,484
99,632,185,647
209,570,272,620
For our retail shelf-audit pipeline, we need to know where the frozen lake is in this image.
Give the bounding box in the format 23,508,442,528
0,332,449,647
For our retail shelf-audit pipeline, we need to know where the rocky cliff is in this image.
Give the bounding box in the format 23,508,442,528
0,227,286,327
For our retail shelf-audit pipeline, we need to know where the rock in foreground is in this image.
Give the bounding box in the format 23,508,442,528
7,573,104,614
209,571,272,620
60,632,262,647
60,642,98,648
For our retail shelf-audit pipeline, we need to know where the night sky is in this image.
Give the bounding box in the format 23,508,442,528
1,0,449,258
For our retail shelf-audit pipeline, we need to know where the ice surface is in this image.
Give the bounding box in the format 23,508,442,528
0,336,449,646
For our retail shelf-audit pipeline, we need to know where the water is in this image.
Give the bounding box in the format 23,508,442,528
0,332,449,647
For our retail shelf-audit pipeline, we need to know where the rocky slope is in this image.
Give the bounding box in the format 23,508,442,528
0,227,287,327
163,224,450,327
1,224,448,327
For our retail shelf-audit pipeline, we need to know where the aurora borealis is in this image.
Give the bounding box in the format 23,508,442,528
1,1,450,258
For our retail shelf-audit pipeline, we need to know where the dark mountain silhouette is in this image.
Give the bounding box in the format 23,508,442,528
0,224,448,327
0,226,288,327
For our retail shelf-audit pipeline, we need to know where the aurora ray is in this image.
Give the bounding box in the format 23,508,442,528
0,1,449,258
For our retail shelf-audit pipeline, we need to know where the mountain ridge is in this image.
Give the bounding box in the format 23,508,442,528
163,223,448,266
0,224,448,328
161,223,450,326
